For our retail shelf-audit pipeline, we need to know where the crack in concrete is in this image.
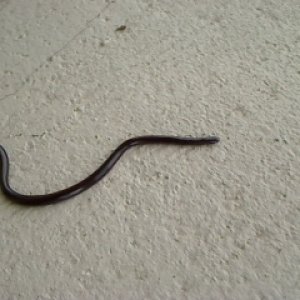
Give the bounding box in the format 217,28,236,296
0,1,114,102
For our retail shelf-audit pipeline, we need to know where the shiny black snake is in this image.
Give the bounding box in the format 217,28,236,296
0,135,219,205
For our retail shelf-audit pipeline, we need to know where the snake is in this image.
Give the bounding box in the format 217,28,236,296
0,135,219,206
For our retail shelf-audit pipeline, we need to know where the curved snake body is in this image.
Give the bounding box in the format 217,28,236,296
0,135,219,206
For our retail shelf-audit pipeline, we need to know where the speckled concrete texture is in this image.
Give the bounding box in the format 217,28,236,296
0,0,299,299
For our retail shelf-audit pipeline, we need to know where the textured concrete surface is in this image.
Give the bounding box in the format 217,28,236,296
0,0,299,299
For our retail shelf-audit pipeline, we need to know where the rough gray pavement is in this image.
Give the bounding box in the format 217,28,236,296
0,0,299,299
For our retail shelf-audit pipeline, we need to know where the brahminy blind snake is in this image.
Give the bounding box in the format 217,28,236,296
0,135,219,206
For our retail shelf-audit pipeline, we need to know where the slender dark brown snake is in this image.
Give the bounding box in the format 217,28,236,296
0,135,219,206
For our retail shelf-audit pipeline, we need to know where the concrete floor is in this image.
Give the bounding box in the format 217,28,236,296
0,0,299,299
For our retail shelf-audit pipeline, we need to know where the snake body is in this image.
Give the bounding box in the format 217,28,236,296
0,135,219,206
